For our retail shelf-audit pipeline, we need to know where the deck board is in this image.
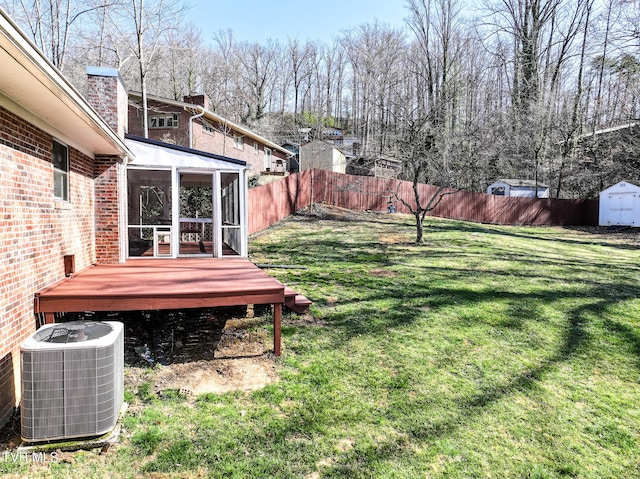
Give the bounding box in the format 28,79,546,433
34,258,286,355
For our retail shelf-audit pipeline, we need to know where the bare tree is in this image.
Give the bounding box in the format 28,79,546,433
343,21,406,155
286,38,316,124
105,0,189,137
155,22,205,100
237,40,279,122
4,0,114,70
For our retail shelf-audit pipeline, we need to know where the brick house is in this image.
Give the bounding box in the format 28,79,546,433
128,92,291,177
0,11,131,428
0,8,264,430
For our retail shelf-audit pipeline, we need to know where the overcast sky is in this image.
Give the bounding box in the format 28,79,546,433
186,0,410,44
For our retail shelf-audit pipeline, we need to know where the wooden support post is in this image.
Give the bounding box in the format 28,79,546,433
273,303,282,357
45,313,55,324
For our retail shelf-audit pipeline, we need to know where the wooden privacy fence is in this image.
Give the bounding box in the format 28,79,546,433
248,169,599,235
248,170,312,235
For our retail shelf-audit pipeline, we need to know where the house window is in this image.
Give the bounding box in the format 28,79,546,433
254,141,259,155
52,140,69,201
202,122,215,135
150,114,179,129
234,135,244,150
263,147,272,171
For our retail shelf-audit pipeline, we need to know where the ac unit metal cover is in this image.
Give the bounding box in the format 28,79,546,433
21,321,124,442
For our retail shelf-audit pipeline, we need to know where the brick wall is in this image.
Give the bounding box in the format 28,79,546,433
0,106,98,427
86,68,128,138
94,156,122,263
86,67,126,264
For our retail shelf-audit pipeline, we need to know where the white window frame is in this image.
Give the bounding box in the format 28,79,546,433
263,147,272,171
234,135,244,150
150,113,179,129
202,122,215,135
52,139,69,201
253,141,259,155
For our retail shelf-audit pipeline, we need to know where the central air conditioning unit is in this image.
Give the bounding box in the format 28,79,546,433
21,321,124,442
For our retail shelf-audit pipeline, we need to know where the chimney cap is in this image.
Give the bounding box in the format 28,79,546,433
86,66,120,78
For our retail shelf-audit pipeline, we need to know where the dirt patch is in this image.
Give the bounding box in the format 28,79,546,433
567,225,640,244
369,269,398,278
142,317,279,396
153,357,277,395
380,233,408,244
294,203,387,222
122,311,282,398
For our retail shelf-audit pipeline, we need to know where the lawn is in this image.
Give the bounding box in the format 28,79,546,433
3,209,640,478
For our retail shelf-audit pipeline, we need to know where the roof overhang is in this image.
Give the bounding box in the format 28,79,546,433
495,179,549,189
0,9,131,159
128,91,292,157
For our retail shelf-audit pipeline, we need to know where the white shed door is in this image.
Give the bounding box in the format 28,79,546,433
609,192,637,225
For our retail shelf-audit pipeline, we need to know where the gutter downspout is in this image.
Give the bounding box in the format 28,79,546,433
188,106,206,150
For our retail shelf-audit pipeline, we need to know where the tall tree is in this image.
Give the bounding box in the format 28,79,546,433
237,40,279,122
5,0,110,70
106,0,189,137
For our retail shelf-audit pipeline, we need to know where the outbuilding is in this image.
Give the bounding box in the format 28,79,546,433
487,179,550,198
598,181,640,227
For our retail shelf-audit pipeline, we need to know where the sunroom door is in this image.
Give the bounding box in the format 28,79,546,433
179,173,214,256
220,172,243,256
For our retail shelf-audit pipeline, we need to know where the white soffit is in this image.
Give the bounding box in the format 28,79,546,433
0,9,129,158
126,138,246,171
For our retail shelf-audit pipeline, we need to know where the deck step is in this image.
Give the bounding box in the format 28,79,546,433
284,287,312,314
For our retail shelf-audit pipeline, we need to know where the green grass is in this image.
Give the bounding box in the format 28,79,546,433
9,213,640,478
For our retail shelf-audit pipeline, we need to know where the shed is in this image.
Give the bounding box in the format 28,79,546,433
598,181,640,227
299,140,347,173
487,179,550,198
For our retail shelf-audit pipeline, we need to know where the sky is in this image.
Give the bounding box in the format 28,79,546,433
186,0,410,44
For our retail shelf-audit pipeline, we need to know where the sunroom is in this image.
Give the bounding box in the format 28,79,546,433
124,135,248,259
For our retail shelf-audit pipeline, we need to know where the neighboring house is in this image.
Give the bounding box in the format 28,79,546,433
128,92,290,177
281,141,300,173
297,127,362,155
299,140,347,174
599,180,640,227
346,155,403,179
487,179,550,198
0,10,131,428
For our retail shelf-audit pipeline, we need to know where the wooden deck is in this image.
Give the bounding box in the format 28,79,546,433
34,258,290,356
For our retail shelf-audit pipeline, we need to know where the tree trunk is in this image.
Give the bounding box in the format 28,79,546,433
415,211,424,244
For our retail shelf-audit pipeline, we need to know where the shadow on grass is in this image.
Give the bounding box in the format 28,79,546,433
265,256,638,474
140,218,640,477
136,293,640,477
603,318,640,371
271,294,623,478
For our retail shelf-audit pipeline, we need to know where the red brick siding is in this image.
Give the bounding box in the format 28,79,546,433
86,73,128,138
0,106,99,427
94,156,121,264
